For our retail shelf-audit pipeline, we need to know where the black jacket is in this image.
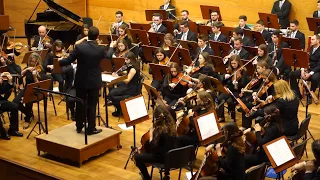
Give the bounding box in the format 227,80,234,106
271,0,292,28
262,29,272,44
176,30,197,42
159,4,176,20
156,24,168,34
309,46,320,73
196,45,214,56
0,81,13,102
293,31,306,50
268,41,289,70
31,35,54,48
210,33,228,43
313,11,320,18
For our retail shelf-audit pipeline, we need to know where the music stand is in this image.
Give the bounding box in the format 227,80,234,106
178,40,198,56
130,23,151,31
221,26,234,42
243,46,258,59
148,32,165,47
24,79,52,139
169,46,192,66
306,17,320,34
127,29,149,45
209,41,232,57
99,34,119,45
198,25,213,37
263,136,298,178
194,110,223,146
210,56,227,74
258,13,280,30
141,45,158,63
100,58,113,72
112,57,125,72
243,29,266,46
282,48,309,71
241,59,255,77
162,20,175,34
200,5,222,21
149,63,170,81
0,66,8,73
121,95,149,169
22,49,49,64
145,10,167,21
52,58,62,74
281,37,301,50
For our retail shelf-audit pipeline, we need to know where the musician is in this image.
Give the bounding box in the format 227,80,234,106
243,104,283,170
149,13,168,34
187,52,215,78
109,52,141,117
206,10,220,27
0,72,23,139
134,104,177,180
231,27,254,47
271,0,292,28
196,74,217,100
238,15,250,30
289,34,320,102
224,37,249,64
149,48,168,89
313,1,320,18
203,122,245,180
75,24,89,45
59,26,106,135
44,39,74,93
255,20,272,44
106,39,129,58
111,11,128,35
210,21,227,43
254,44,272,66
197,34,214,55
287,20,306,50
13,53,53,129
159,0,176,20
174,10,191,32
161,33,177,57
217,55,249,122
31,26,53,50
175,20,197,42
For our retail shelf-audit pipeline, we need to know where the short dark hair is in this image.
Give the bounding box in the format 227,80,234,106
88,26,99,40
198,34,208,42
115,11,123,16
181,10,189,15
318,0,320,3
290,20,299,26
272,30,282,37
239,15,247,21
234,36,243,43
210,10,219,15
179,20,189,28
153,13,163,20
212,21,224,29
234,27,244,36
256,20,265,26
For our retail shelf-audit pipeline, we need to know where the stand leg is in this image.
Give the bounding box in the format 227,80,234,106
27,101,46,139
104,86,109,128
124,125,137,169
96,95,106,127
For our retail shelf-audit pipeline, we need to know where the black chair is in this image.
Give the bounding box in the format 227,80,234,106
293,139,308,160
150,145,195,180
245,162,267,180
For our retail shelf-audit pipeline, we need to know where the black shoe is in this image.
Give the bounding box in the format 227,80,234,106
0,133,10,140
76,127,83,133
107,99,114,106
8,130,23,137
218,118,225,123
112,111,121,117
71,113,76,121
87,128,102,135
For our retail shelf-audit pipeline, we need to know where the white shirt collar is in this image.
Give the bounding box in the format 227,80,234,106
164,3,169,9
215,32,221,37
201,45,207,51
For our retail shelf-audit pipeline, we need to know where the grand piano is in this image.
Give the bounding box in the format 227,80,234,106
25,0,83,48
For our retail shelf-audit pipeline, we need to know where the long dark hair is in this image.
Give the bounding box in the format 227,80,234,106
81,24,90,37
124,51,139,69
168,62,181,83
52,39,64,56
115,39,129,55
153,48,167,64
227,55,243,73
197,90,214,111
198,74,215,92
262,104,283,133
258,44,268,60
200,52,215,72
223,122,245,154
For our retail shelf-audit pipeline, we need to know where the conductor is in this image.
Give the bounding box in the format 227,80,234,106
59,26,106,135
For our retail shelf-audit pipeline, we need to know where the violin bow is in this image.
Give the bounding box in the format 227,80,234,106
226,55,258,80
165,42,181,66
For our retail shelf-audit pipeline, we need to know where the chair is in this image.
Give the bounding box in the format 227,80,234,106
293,139,308,160
150,145,195,180
245,162,267,180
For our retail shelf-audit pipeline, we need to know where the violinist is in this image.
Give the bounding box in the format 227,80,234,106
159,0,176,20
206,10,220,27
108,52,141,117
13,53,53,129
106,39,129,58
210,21,227,43
196,34,214,56
75,24,89,45
44,39,74,93
243,104,283,170
117,24,132,48
31,26,53,50
253,44,272,66
187,52,215,78
0,72,23,139
161,33,177,57
134,104,177,180
203,122,245,180
197,74,217,100
111,11,129,35
217,55,249,122
148,13,168,34
150,48,168,89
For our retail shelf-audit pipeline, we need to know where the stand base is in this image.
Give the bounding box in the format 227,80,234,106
35,122,122,167
124,146,137,169
27,120,46,139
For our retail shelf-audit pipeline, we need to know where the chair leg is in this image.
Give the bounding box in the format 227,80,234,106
150,166,154,179
178,168,182,180
50,94,57,116
66,98,69,120
159,169,163,179
147,95,150,110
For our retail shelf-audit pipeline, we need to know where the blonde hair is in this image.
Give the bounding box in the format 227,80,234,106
28,52,43,70
274,80,295,101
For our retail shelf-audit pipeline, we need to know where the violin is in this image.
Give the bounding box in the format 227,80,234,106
42,36,51,44
0,72,19,81
131,130,151,163
232,68,242,90
246,95,280,118
172,90,198,110
176,105,201,136
256,81,273,99
7,41,25,51
159,56,169,65
171,73,192,87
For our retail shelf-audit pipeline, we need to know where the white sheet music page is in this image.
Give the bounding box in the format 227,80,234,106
266,138,295,166
125,96,148,121
197,112,219,140
102,74,118,82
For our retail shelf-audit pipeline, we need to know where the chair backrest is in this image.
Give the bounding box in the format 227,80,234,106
164,145,195,170
296,114,312,139
138,75,145,94
246,162,267,180
293,139,308,160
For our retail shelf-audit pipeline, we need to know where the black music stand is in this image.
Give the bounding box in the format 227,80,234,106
149,63,170,81
22,50,49,64
112,57,125,72
99,34,119,45
127,29,149,45
200,5,222,21
162,20,175,34
145,10,167,21
169,46,192,66
130,23,151,31
243,29,266,46
258,13,280,30
52,58,62,74
0,66,8,73
148,32,165,47
210,56,227,74
141,45,158,63
24,79,52,139
209,41,232,57
221,26,234,42
281,37,301,50
198,25,212,37
306,17,320,34
243,46,258,59
178,40,198,56
121,95,149,169
100,58,113,72
282,48,309,71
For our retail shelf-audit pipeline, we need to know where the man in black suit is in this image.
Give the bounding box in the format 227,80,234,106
290,35,320,101
59,26,106,135
111,11,129,35
313,1,320,18
197,34,214,56
149,13,168,34
210,21,227,43
174,10,191,31
31,25,54,50
176,20,197,42
206,10,220,26
159,0,176,20
271,0,292,28
232,27,254,47
238,15,251,30
256,20,272,44
224,37,249,64
287,20,306,50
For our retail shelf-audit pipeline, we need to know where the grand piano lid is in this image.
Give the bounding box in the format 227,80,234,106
43,0,83,27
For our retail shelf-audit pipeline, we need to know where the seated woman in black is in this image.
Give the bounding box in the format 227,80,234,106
187,52,215,78
202,122,245,180
243,104,283,170
106,38,130,58
253,44,272,66
161,33,177,57
75,24,89,45
117,24,132,48
108,52,141,117
149,48,169,90
135,104,177,180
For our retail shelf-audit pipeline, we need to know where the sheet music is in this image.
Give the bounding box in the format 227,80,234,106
125,96,148,121
101,74,118,82
266,138,295,166
197,113,219,140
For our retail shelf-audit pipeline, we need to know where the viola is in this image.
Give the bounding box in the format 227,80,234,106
171,72,191,87
131,130,151,163
176,105,200,136
256,81,273,98
225,87,250,114
171,90,197,110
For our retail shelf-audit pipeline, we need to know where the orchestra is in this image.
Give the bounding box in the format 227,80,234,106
2,1,320,180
